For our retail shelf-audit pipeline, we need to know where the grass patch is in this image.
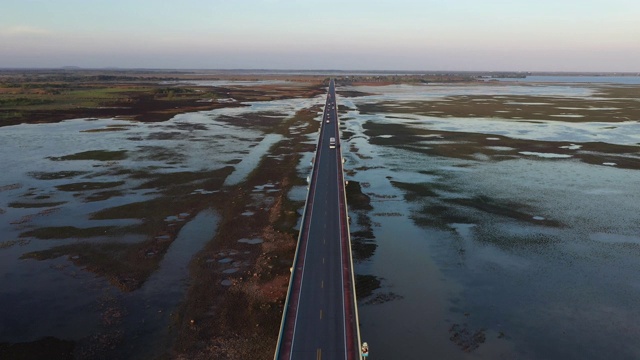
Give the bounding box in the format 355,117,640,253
133,145,186,162
29,170,90,180
9,201,67,208
80,126,130,133
91,198,187,221
447,195,563,227
351,237,377,262
48,150,128,161
390,181,439,200
85,190,125,202
171,106,322,359
478,232,560,250
132,167,233,190
412,204,475,230
55,181,124,192
0,336,75,360
345,181,373,211
19,226,118,239
21,240,169,291
355,274,381,300
356,91,640,123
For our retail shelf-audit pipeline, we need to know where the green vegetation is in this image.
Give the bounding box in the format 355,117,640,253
447,195,563,227
357,90,640,123
355,274,381,299
29,170,89,180
132,168,233,190
48,150,128,161
477,231,560,250
0,336,75,360
390,181,439,200
171,105,323,359
55,181,124,192
85,190,125,202
19,226,118,239
0,70,326,127
8,201,67,208
21,241,168,291
345,181,373,211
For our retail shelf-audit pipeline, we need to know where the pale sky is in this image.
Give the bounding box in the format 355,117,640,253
1,0,639,71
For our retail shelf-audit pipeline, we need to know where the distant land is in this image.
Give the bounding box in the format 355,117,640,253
1,67,639,78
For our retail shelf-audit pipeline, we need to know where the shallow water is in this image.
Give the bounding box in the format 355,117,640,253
116,209,220,359
0,84,325,356
224,133,283,186
341,82,640,359
350,83,595,101
496,75,640,85
2,79,639,358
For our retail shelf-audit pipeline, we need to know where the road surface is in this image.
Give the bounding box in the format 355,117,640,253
275,80,360,360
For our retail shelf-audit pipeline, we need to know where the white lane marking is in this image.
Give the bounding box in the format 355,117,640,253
288,88,331,359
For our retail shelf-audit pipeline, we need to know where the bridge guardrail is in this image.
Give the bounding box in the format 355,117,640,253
335,90,364,360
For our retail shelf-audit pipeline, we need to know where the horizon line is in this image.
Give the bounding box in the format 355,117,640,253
1,67,640,75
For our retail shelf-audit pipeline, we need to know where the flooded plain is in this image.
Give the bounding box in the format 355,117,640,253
1,77,640,359
340,80,640,359
0,80,325,359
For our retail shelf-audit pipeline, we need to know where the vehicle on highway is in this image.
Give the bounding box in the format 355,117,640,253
329,137,336,149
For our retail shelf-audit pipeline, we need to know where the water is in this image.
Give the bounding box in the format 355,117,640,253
496,75,640,84
3,78,639,359
224,133,283,186
342,81,640,359
116,209,220,359
0,84,324,357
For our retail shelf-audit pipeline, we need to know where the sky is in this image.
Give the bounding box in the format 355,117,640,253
1,0,639,72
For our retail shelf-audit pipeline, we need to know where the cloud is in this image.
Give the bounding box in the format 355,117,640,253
0,26,52,37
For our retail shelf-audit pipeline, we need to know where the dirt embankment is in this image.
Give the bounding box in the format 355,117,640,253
171,107,322,360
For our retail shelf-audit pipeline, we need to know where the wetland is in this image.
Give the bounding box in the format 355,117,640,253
1,71,640,359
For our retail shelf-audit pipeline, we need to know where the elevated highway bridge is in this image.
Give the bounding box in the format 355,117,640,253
274,80,366,360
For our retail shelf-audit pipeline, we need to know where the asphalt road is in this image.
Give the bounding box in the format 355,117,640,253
288,80,353,359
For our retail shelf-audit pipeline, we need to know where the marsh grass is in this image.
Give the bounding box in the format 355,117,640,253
345,181,373,211
355,274,382,300
0,336,75,360
132,167,233,190
21,165,235,293
29,170,90,180
357,90,640,123
55,181,124,192
48,150,128,161
390,181,439,200
365,120,640,169
171,105,325,360
449,196,563,227
8,201,67,208
21,240,169,291
19,226,118,239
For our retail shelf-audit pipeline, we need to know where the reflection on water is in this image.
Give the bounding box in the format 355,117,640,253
224,134,283,186
496,75,640,84
116,209,219,359
351,83,595,101
0,87,323,355
344,82,640,359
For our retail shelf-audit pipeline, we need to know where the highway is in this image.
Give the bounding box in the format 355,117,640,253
275,80,361,360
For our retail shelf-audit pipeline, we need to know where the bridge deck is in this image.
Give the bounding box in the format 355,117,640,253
274,80,361,360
